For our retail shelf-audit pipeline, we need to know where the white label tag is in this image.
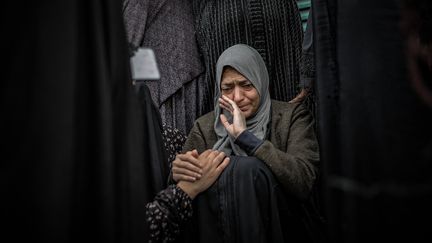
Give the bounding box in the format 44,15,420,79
130,48,160,80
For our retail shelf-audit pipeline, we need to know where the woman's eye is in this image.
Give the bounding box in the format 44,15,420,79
242,83,253,89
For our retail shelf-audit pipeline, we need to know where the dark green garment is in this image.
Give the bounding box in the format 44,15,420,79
179,100,324,243
183,100,320,201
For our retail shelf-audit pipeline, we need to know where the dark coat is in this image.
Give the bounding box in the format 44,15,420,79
179,100,325,243
182,100,320,201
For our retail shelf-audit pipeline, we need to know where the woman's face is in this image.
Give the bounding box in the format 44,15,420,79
220,67,260,119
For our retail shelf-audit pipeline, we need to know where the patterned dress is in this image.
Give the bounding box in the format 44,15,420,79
146,185,193,243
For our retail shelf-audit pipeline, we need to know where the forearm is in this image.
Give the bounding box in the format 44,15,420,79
146,185,193,242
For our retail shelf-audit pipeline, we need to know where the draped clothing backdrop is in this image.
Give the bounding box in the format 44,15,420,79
123,0,206,135
123,0,305,135
193,0,304,112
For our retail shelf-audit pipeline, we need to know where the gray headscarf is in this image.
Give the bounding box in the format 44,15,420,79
212,44,271,156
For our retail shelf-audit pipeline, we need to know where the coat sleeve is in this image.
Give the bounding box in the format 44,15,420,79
253,105,319,201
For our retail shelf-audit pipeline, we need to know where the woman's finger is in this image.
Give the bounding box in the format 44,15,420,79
220,114,232,131
222,95,240,111
219,96,233,109
199,149,213,158
212,151,226,166
172,167,202,179
177,153,202,169
173,159,202,174
173,174,196,183
219,98,233,112
219,103,233,114
219,97,231,107
215,157,230,174
206,150,220,161
186,150,199,158
218,98,230,109
190,149,199,158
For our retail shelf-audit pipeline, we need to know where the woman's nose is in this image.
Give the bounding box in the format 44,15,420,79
233,86,244,102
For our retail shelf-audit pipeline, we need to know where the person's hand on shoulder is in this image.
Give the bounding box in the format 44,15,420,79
289,88,311,103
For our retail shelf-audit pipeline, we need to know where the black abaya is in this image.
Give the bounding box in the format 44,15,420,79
179,156,321,243
1,1,168,242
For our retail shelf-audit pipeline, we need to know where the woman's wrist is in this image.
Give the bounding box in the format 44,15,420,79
177,181,198,199
235,128,246,139
234,130,264,155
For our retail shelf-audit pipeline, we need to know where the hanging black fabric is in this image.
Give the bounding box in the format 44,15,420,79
134,83,170,195
1,1,168,242
313,0,432,242
192,0,304,114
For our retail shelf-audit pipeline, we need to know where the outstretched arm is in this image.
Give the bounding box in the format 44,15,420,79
147,150,230,242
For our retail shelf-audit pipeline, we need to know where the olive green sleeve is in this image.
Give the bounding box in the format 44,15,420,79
254,105,319,201
181,122,208,154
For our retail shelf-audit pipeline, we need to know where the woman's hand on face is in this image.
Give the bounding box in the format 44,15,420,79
177,150,230,199
219,95,247,138
172,149,203,183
